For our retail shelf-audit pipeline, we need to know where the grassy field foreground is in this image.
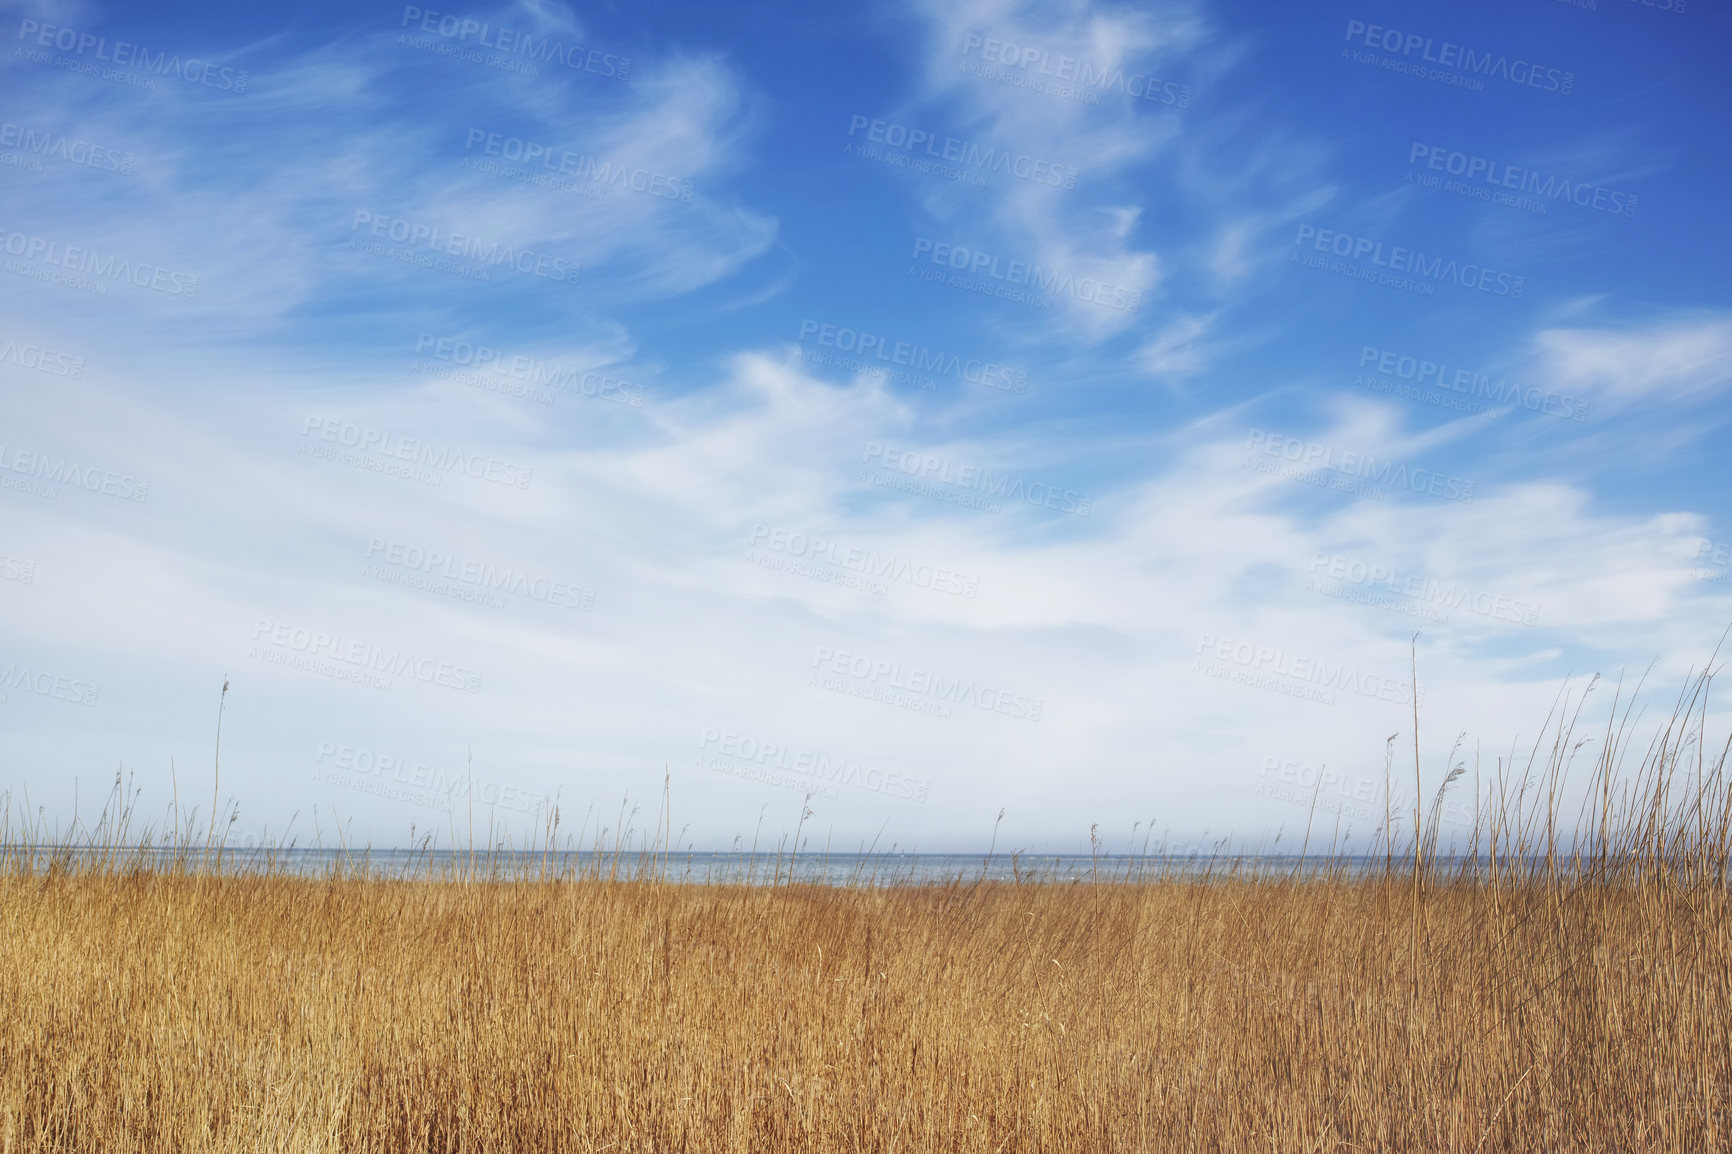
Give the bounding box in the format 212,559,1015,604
2,664,1730,1152
0,860,1726,1152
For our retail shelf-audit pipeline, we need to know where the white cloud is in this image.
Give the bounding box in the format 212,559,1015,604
1532,313,1732,407
5,346,1725,849
890,0,1207,341
0,20,778,347
1135,311,1216,380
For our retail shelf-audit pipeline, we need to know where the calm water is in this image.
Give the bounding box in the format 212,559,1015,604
8,846,1531,884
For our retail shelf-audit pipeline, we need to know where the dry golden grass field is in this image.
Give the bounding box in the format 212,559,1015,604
2,864,1728,1153
2,669,1728,1152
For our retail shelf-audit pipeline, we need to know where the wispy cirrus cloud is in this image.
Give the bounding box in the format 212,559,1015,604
1531,313,1732,408
0,8,777,348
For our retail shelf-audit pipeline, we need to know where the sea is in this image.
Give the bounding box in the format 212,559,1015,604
6,846,1535,884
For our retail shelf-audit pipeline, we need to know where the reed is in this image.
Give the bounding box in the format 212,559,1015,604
1,658,1727,1152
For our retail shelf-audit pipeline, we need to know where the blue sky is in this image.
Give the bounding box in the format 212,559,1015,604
1,0,1728,854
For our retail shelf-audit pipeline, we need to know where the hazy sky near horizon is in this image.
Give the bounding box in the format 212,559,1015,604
1,0,1729,854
